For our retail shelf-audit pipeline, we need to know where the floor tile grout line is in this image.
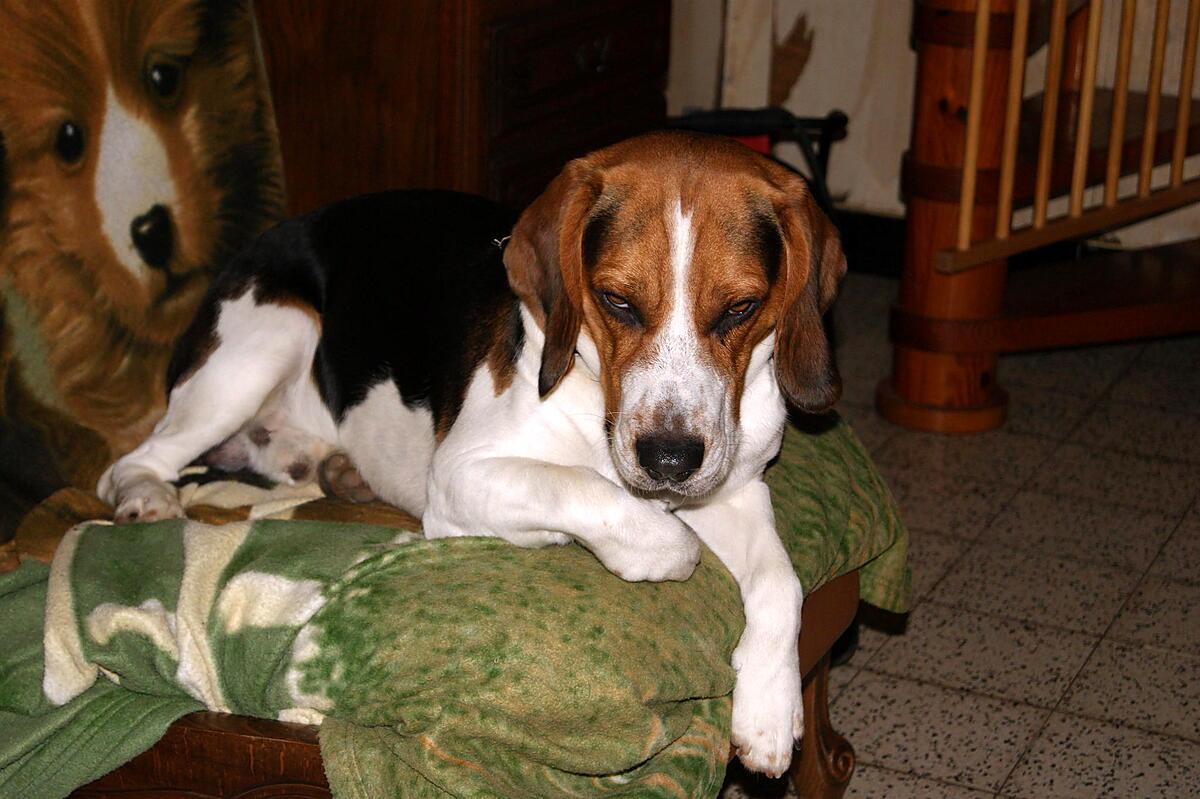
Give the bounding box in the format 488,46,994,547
1056,342,1146,443
846,756,1003,796
994,483,1193,517
937,535,1193,593
853,661,1200,747
918,593,1200,656
1078,395,1200,420
882,421,1200,467
913,596,1112,641
978,485,1186,520
1056,441,1200,469
992,492,1200,795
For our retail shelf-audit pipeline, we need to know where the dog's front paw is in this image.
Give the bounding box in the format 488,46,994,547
730,646,803,777
592,501,701,582
113,477,184,524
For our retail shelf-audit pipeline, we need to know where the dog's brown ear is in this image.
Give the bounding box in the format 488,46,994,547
772,178,847,413
505,158,600,397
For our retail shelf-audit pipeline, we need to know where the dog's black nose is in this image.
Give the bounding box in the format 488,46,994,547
636,434,705,483
131,204,173,270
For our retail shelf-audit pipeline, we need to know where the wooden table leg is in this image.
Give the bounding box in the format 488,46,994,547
789,654,855,799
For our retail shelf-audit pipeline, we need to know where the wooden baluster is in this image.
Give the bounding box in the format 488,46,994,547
1173,0,1200,188
1034,0,1068,227
958,0,992,249
1140,0,1171,197
1105,0,1136,206
996,0,1030,238
1069,0,1103,216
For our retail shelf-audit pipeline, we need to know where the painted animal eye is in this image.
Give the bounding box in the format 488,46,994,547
54,121,85,164
146,61,183,101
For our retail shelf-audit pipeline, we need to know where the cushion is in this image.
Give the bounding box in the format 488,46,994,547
0,415,908,799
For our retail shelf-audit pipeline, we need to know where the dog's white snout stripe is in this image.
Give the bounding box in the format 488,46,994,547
614,197,733,492
95,89,180,282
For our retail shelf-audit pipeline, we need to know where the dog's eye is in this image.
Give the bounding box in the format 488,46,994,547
54,121,86,164
712,299,760,336
597,290,641,326
146,61,183,102
726,300,758,318
603,292,631,310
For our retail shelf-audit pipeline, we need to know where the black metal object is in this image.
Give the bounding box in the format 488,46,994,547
667,107,849,214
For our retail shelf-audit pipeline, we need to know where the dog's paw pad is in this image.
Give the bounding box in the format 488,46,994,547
114,481,184,524
731,724,799,778
319,452,378,503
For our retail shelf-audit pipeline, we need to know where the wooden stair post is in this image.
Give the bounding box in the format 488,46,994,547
879,0,1016,433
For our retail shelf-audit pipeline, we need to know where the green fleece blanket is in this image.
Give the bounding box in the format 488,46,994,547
0,417,908,799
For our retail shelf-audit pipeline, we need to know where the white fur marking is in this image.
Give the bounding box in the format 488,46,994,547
612,197,733,495
336,380,435,515
668,199,697,340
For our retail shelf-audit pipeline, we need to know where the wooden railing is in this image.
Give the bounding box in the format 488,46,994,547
939,0,1200,274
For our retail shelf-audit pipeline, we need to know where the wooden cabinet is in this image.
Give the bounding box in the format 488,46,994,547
255,0,670,214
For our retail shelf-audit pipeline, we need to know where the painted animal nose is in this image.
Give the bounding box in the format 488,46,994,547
131,204,173,270
636,434,705,483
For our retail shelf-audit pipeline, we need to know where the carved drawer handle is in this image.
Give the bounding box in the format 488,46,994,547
575,34,612,76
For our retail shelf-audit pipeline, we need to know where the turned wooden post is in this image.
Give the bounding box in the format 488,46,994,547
878,0,1016,433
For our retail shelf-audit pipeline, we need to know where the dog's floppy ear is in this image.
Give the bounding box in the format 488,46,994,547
772,177,847,413
505,158,600,397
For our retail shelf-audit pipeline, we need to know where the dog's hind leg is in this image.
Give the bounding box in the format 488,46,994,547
98,292,321,522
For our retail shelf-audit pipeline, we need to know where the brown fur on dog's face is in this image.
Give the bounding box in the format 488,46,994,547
0,0,282,464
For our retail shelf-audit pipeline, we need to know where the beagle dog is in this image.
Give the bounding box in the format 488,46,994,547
98,131,846,775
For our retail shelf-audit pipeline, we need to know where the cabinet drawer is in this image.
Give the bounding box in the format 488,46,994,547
487,89,664,209
487,0,670,138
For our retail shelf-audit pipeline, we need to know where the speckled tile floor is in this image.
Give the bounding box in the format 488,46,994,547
720,273,1200,799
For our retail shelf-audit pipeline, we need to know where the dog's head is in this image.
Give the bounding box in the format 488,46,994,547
0,0,281,344
506,131,846,498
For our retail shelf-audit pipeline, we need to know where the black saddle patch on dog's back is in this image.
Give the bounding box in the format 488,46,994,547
171,191,523,432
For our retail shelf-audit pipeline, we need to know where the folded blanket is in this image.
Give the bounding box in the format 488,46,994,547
0,414,908,798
